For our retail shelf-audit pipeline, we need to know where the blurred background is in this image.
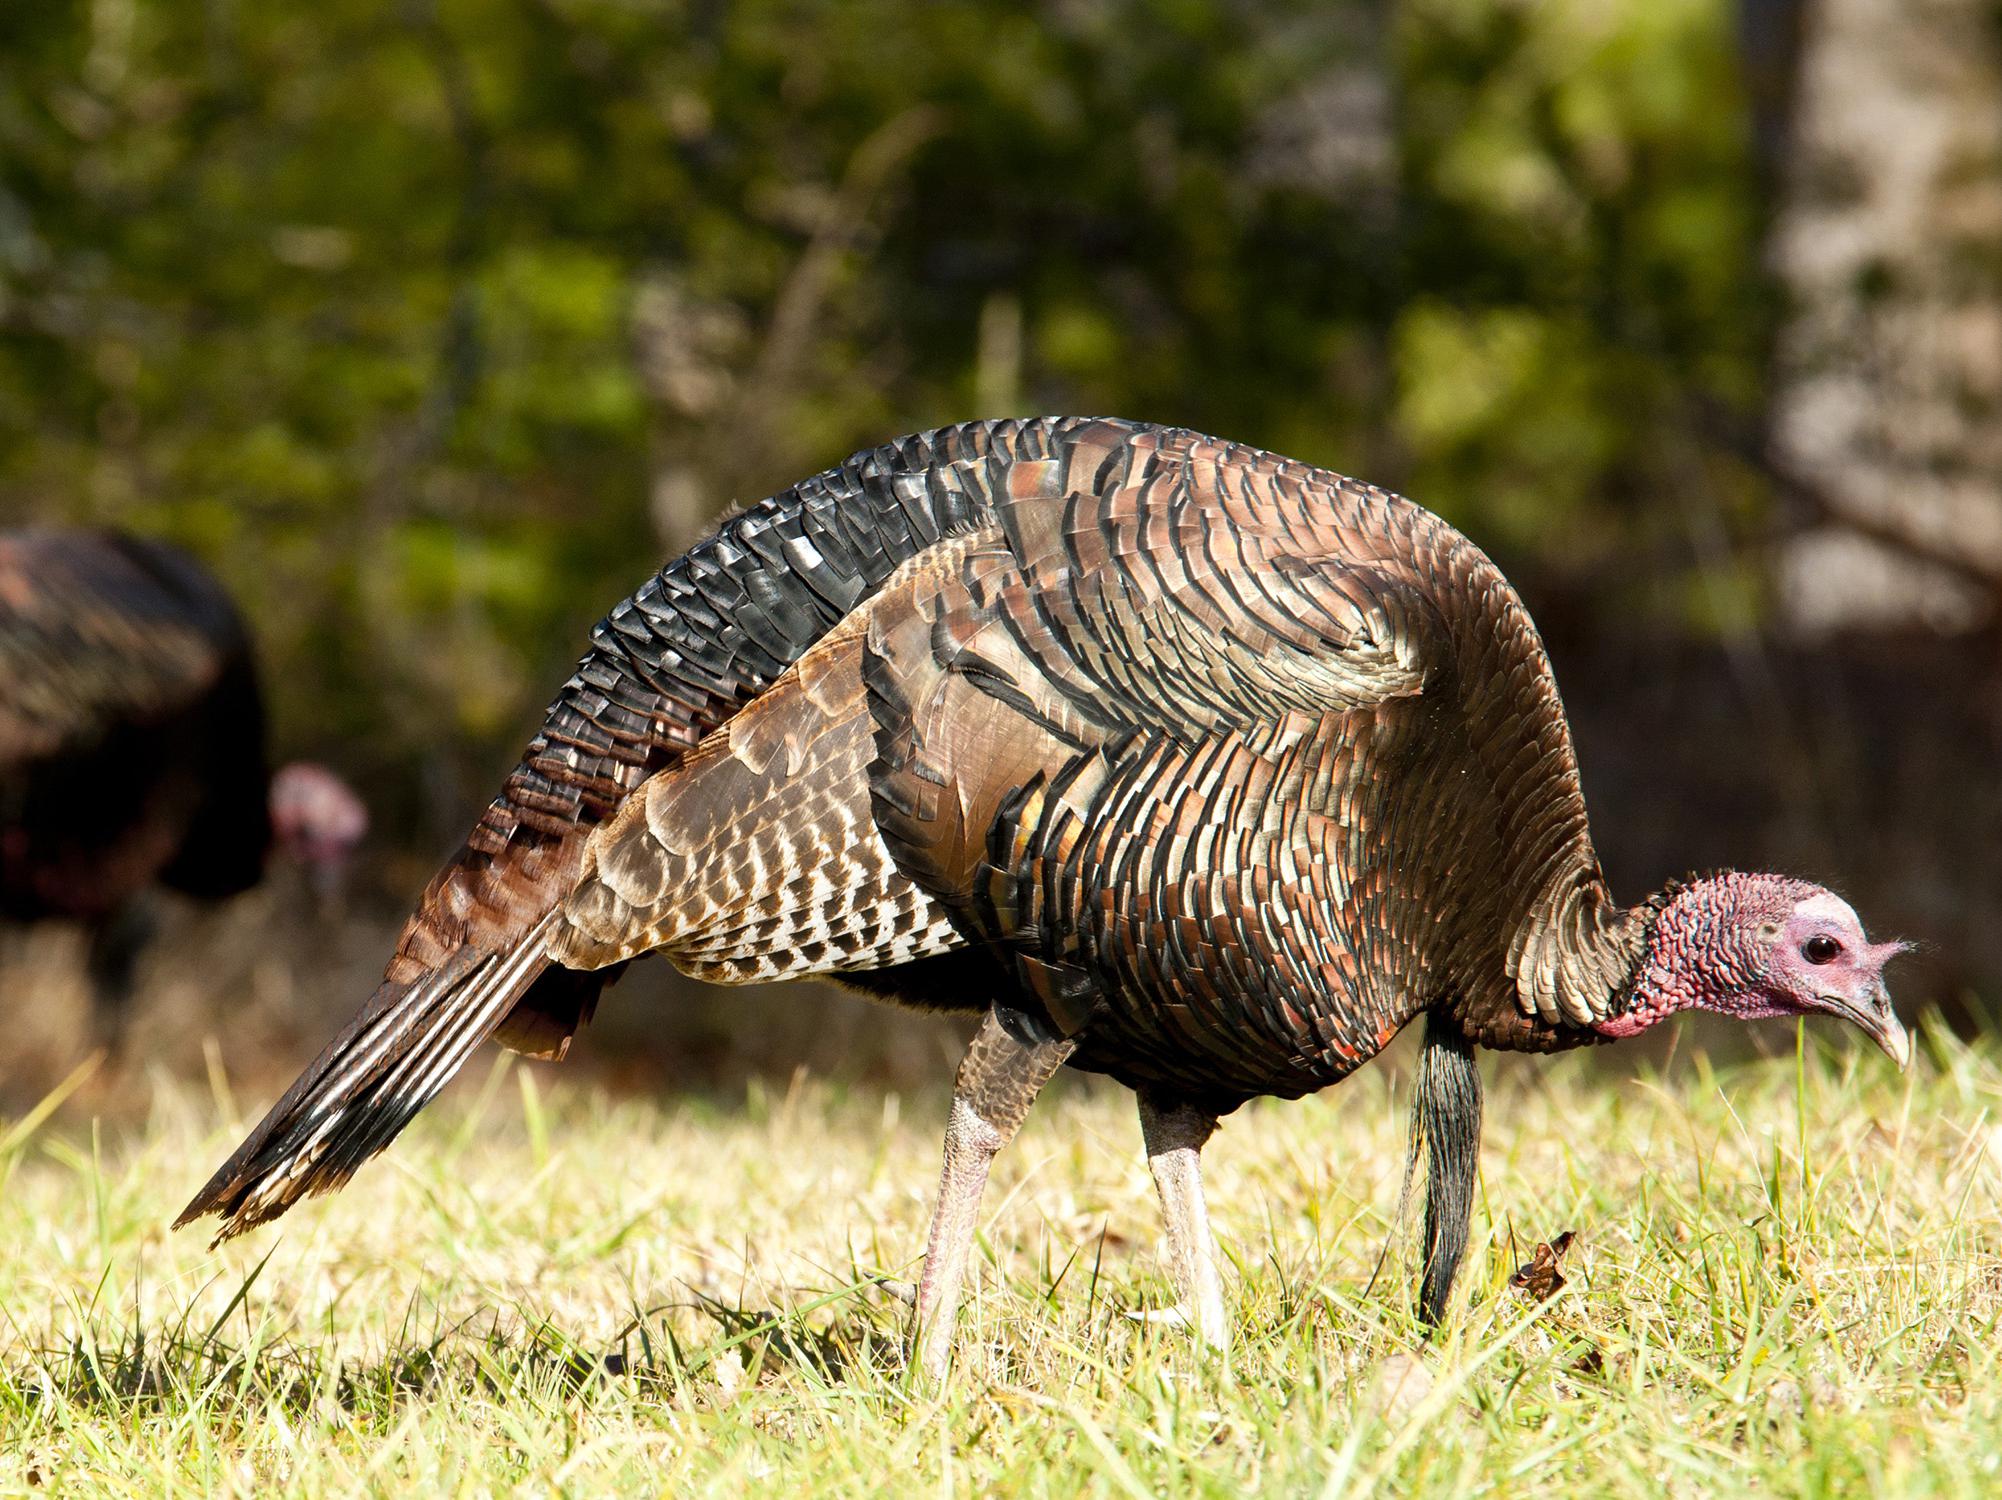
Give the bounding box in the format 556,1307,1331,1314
2,0,1997,1114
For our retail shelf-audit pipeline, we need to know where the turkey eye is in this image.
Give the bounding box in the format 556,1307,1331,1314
1802,935,1841,964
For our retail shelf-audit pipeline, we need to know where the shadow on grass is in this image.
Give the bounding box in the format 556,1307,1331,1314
8,1272,915,1422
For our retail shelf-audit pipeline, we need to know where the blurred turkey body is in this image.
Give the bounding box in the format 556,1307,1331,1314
0,532,364,1039
180,419,1906,1375
0,533,273,920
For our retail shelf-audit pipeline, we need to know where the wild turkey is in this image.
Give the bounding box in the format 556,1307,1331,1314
0,530,367,1040
176,419,1908,1374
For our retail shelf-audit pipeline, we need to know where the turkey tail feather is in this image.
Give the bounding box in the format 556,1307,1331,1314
175,913,558,1243
177,419,1117,1243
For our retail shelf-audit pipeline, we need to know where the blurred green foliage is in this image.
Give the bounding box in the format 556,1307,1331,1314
0,0,1770,841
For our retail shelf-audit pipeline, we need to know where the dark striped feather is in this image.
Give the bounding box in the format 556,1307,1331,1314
175,913,558,1242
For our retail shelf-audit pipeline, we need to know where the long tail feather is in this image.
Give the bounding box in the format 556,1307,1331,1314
173,419,1119,1246
175,914,558,1244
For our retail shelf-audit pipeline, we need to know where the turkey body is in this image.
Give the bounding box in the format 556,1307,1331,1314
545,416,1621,1107
183,418,1655,1368
0,532,273,928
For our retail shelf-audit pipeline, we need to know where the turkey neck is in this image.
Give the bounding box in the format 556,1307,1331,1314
1392,504,1651,1050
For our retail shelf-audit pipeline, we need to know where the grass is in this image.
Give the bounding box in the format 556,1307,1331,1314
3,1020,2001,1496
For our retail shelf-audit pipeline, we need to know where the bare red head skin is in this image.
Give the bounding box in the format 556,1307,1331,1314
1596,873,1910,1068
268,761,368,898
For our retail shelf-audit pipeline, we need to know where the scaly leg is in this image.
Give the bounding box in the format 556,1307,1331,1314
912,1007,1074,1380
1137,1092,1229,1352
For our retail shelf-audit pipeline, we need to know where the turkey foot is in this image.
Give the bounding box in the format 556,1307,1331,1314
1138,1093,1228,1353
912,1007,1075,1380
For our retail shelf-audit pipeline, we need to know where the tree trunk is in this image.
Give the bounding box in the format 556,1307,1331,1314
1764,0,2002,634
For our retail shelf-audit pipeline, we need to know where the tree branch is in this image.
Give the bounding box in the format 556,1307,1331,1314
1683,393,2002,598
1767,464,2002,598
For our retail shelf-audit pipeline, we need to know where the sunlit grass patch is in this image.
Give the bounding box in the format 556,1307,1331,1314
4,1021,2000,1494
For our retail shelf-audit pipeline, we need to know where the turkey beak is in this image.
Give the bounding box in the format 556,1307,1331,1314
1822,978,1910,1071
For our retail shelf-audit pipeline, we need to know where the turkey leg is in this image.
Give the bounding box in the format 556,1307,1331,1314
1137,1093,1229,1351
912,1007,1075,1380
86,896,159,1057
